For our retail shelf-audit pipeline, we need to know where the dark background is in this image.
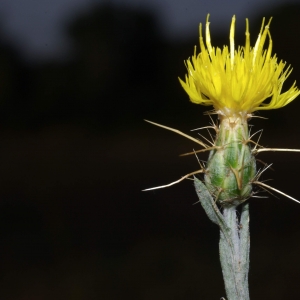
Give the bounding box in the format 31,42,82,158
0,2,300,299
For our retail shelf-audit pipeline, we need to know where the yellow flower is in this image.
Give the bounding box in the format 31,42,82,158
179,15,300,116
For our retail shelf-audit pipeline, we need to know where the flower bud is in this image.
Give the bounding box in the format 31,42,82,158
204,114,256,206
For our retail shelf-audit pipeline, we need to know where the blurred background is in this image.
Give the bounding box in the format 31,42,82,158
0,0,300,299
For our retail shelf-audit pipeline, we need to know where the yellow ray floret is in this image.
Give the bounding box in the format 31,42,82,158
179,15,300,116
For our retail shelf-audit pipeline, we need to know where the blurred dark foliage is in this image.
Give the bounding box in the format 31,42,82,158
0,3,300,299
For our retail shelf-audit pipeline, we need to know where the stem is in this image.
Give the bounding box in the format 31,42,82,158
220,204,250,300
194,178,250,300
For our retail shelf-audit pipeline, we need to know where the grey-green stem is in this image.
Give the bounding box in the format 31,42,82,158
194,177,250,300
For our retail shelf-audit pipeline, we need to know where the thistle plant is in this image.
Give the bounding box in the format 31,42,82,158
144,15,300,300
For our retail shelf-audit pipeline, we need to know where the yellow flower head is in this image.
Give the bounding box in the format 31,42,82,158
179,15,300,116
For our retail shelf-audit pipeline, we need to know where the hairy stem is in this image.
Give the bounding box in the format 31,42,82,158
220,204,250,300
194,178,250,300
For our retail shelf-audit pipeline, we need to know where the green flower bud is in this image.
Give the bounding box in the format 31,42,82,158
204,114,256,206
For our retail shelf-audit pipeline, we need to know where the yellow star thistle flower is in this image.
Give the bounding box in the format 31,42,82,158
179,14,300,116
145,14,300,300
